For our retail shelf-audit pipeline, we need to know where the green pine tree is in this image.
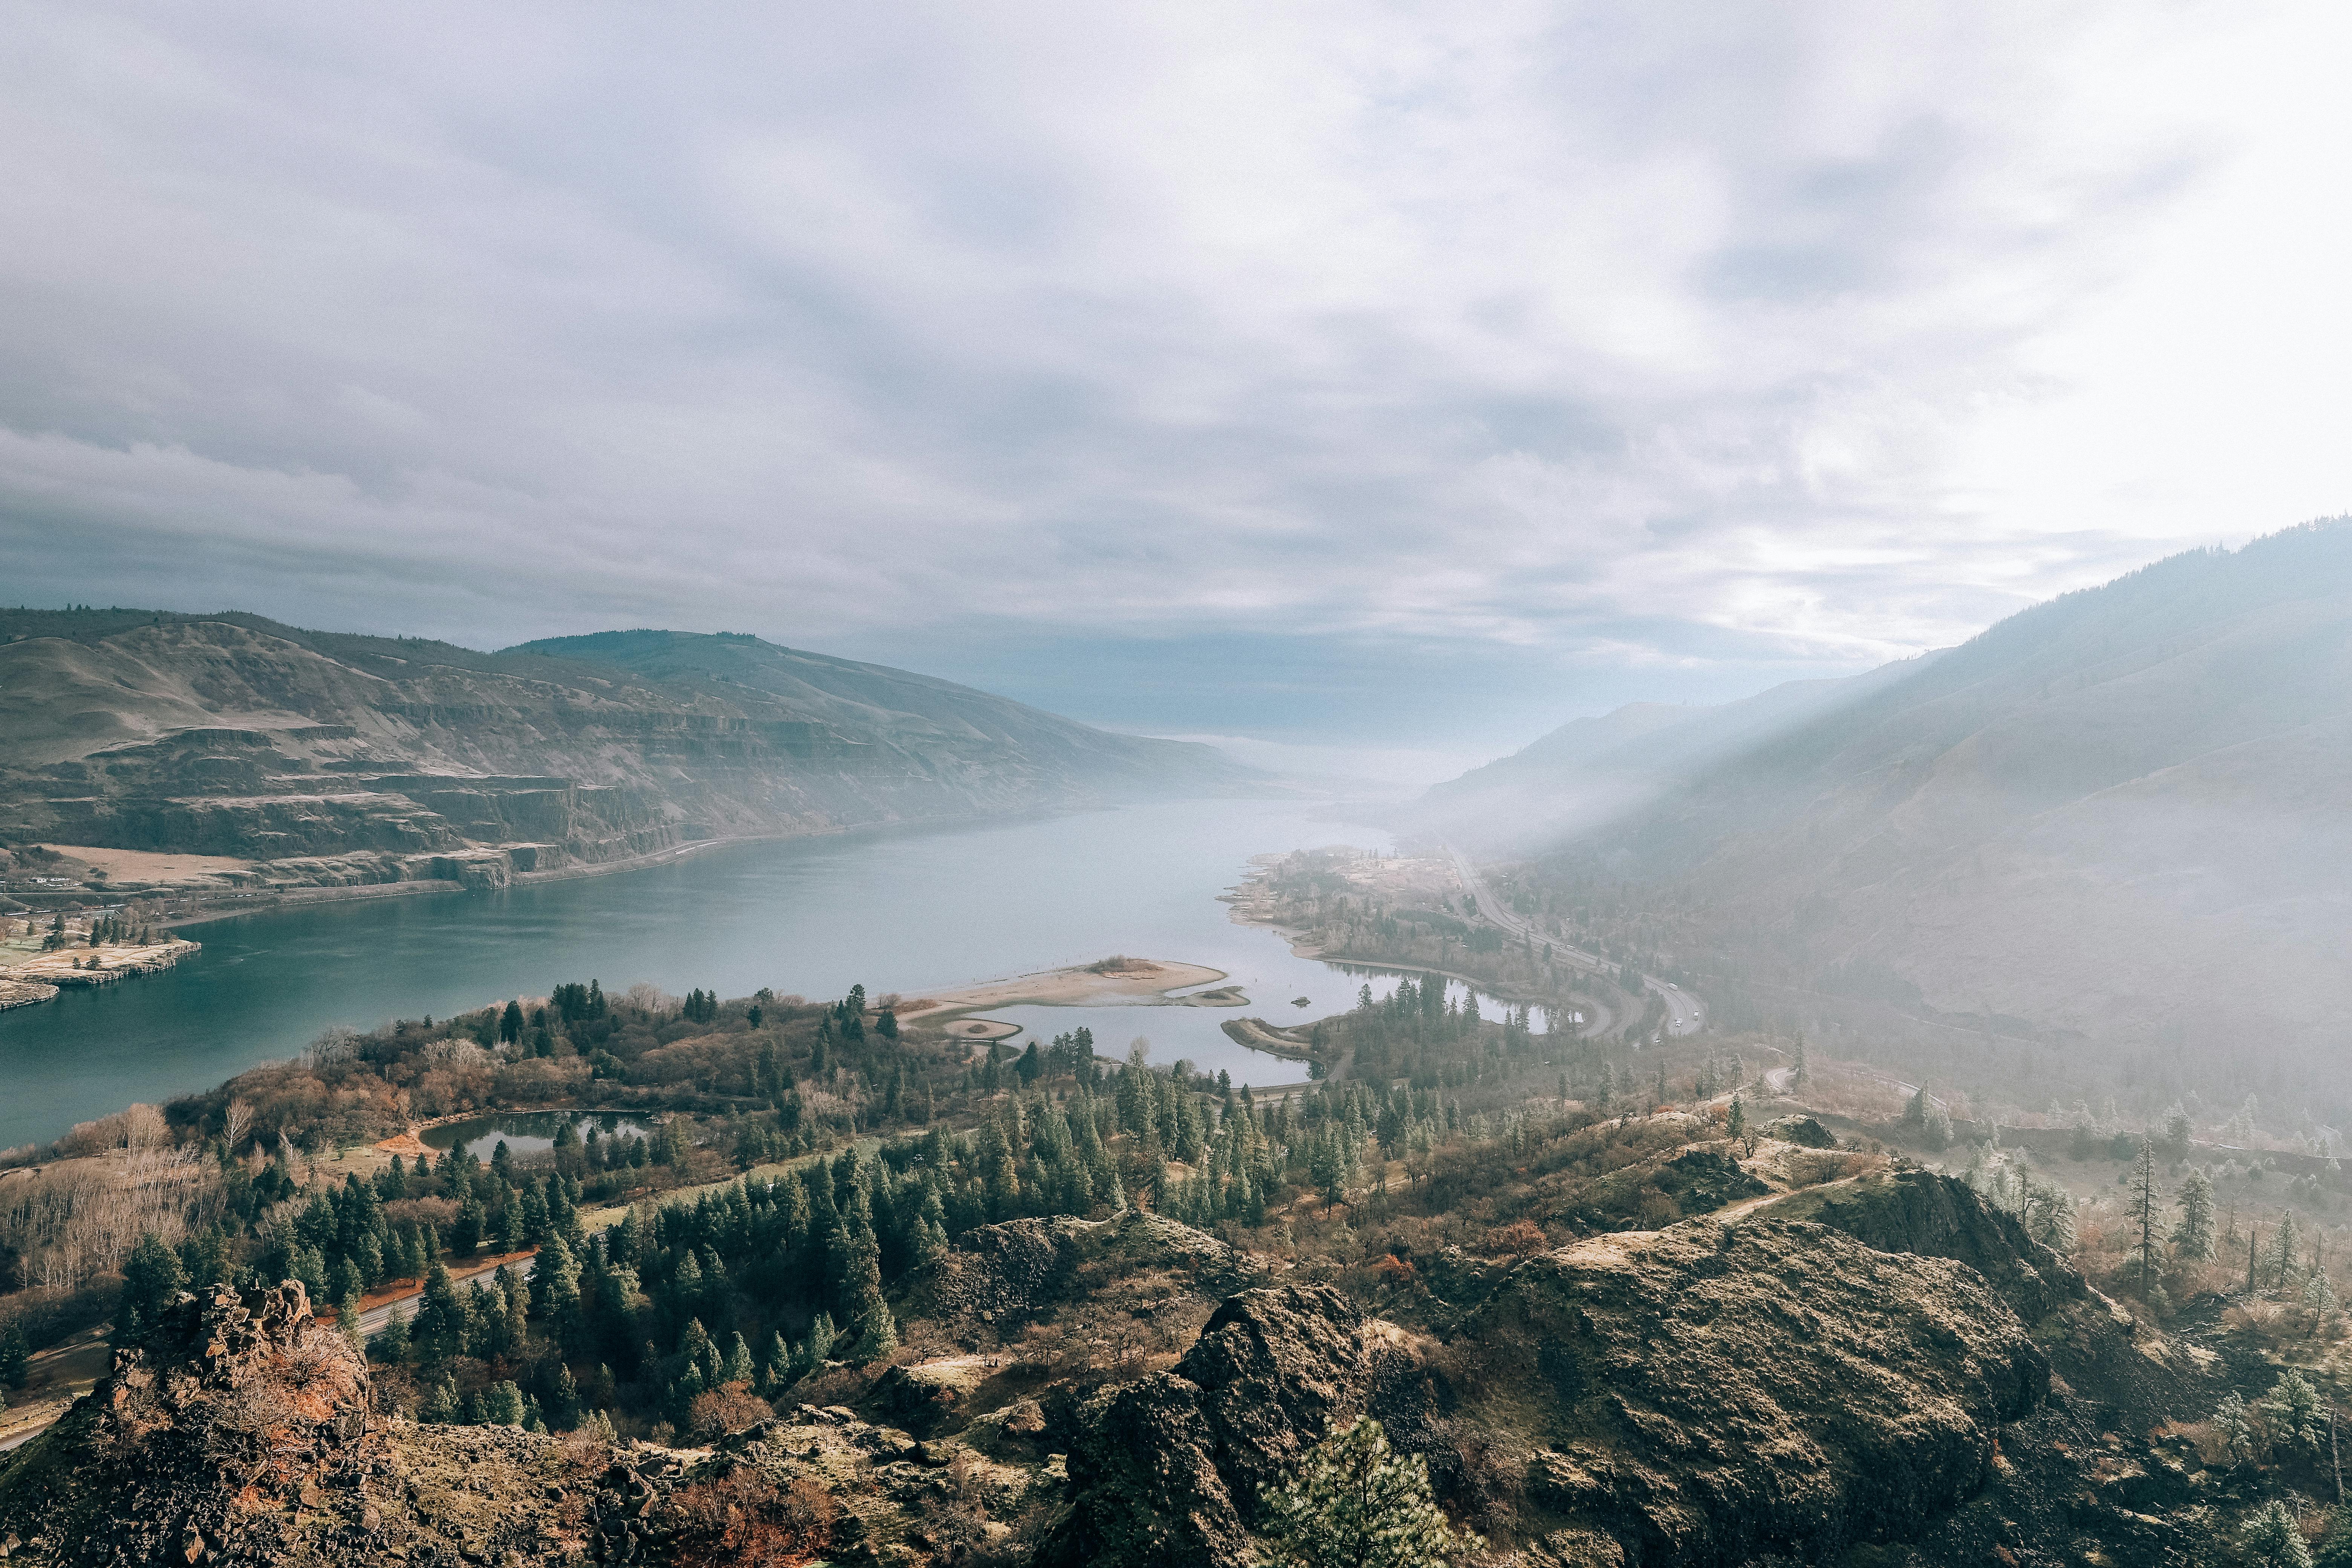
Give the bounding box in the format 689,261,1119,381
2171,1169,2216,1260
1256,1416,1481,1568
118,1232,187,1349
481,1380,527,1427
0,1321,29,1389
2244,1499,2314,1568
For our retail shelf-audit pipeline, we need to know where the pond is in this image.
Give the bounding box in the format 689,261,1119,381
420,1110,657,1161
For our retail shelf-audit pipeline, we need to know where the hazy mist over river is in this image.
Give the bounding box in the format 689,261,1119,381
0,798,1547,1151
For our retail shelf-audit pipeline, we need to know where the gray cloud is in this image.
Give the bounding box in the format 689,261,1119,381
1,0,2339,755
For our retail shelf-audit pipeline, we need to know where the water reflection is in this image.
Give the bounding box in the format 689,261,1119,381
421,1110,655,1161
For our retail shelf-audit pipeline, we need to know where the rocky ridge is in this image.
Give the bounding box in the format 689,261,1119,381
0,1169,2231,1568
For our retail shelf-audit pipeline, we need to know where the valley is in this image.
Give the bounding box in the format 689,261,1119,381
2,951,2342,1567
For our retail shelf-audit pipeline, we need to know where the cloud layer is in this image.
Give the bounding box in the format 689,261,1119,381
2,2,2347,750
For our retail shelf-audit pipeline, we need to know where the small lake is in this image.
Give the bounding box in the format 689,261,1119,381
420,1110,656,1161
0,798,1552,1149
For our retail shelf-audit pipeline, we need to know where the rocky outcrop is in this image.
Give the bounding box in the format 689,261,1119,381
1749,1168,2088,1322
1046,1211,2069,1568
0,1281,377,1565
1041,1283,1448,1568
899,1209,1269,1345
1458,1218,2048,1567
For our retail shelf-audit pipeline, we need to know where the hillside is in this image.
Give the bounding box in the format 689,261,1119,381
0,610,1251,893
1509,520,2352,1087
1398,657,1932,852
0,1159,2242,1568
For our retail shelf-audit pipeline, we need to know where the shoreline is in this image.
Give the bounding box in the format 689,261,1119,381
1224,898,1617,1039
155,835,765,929
1219,1016,1316,1060
139,800,1154,929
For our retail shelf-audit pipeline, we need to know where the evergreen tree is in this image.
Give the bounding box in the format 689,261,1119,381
2270,1211,2306,1294
413,1260,467,1366
2124,1138,2162,1299
2243,1499,2314,1568
1256,1416,1481,1568
831,1183,896,1361
2267,1367,2325,1453
547,1363,583,1430
2171,1169,2216,1260
792,1313,837,1382
118,1233,187,1348
2213,1392,2259,1464
2302,1265,2337,1325
419,1374,459,1424
533,1233,583,1347
500,1000,525,1044
0,1321,28,1389
480,1380,527,1427
330,1256,365,1318
372,1303,413,1364
451,1191,485,1258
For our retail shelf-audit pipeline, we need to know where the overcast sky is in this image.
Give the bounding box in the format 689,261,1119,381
4,2,2349,775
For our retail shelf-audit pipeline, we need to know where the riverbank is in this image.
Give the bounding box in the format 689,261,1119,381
1224,850,1619,1038
151,835,766,929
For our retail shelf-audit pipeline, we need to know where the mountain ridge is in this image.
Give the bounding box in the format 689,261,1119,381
0,609,1256,894
1485,520,2352,1086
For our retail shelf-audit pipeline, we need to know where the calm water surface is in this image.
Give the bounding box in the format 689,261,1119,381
0,799,1533,1150
421,1111,655,1160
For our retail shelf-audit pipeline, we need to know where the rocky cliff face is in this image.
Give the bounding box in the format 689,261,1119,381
0,612,1251,887
1040,1215,2075,1568
0,1175,2224,1568
1041,1283,1447,1568
0,1282,382,1565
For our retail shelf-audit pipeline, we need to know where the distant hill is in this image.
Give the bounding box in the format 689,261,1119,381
1493,520,2352,1085
1398,658,1932,851
0,612,1252,888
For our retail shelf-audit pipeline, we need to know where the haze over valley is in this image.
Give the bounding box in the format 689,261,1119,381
8,6,2352,1567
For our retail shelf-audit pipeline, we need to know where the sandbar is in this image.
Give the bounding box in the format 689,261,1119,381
895,956,1243,1035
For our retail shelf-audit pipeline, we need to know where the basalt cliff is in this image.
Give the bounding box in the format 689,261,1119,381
0,1168,2244,1568
0,611,1251,896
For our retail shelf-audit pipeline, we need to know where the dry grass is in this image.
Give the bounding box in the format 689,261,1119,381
670,1468,838,1567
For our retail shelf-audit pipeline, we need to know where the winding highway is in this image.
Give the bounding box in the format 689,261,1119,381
1444,846,1706,1039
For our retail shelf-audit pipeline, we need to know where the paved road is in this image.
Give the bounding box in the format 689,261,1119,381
352,1252,540,1336
1446,846,1706,1040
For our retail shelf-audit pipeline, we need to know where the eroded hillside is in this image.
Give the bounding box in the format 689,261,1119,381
0,611,1248,893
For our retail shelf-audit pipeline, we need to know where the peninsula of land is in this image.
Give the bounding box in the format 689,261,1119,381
0,913,199,1011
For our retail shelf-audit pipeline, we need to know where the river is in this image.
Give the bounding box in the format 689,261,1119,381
0,798,1550,1150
